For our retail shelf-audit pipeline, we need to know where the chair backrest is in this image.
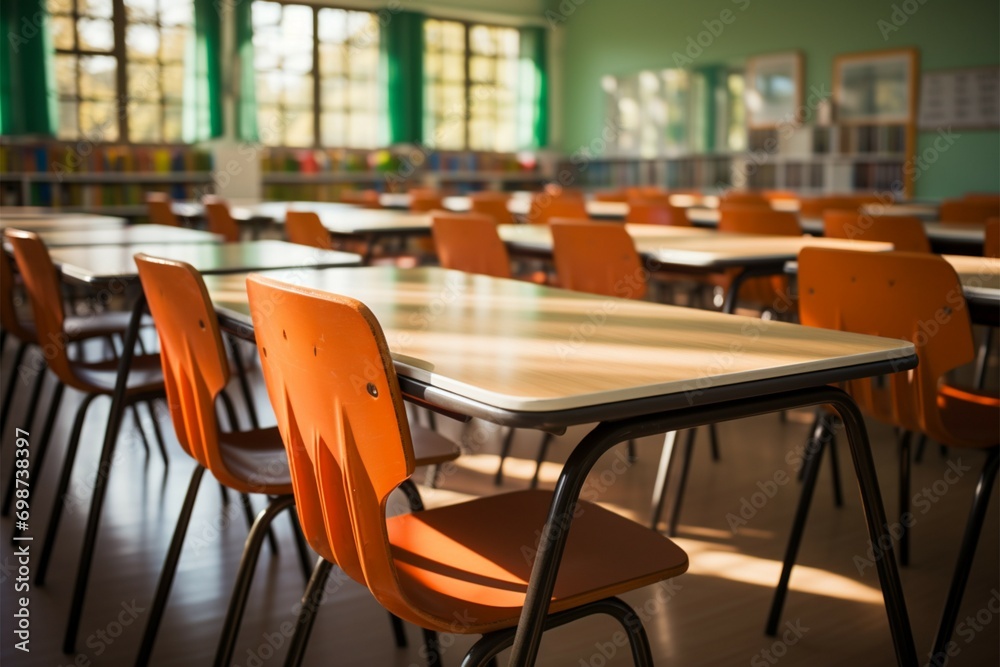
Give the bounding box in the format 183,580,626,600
286,211,333,250
203,196,240,242
527,194,589,224
719,207,801,236
4,229,78,385
134,254,236,479
550,220,645,299
146,193,180,227
0,247,35,342
798,196,858,219
431,213,511,279
798,248,975,440
409,190,445,213
340,189,382,208
939,199,1000,224
626,199,691,227
247,274,418,615
986,217,1000,258
721,191,769,207
469,191,514,225
823,210,931,253
964,193,1000,206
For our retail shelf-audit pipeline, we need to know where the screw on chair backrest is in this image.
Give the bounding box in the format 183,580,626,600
4,229,79,385
431,212,511,279
133,255,236,474
146,193,180,227
986,218,999,258
0,248,35,342
626,199,691,226
469,191,514,225
823,211,931,253
550,220,645,300
246,273,417,606
798,248,975,441
286,211,333,250
719,207,802,236
939,199,1000,224
203,196,240,242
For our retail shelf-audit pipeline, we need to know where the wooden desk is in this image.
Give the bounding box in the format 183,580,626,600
55,241,362,654
18,224,221,248
0,211,127,231
497,224,892,312
205,266,919,665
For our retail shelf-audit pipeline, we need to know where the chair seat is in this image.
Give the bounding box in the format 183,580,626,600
70,353,165,396
410,424,462,466
937,383,1000,449
218,426,294,495
386,489,688,634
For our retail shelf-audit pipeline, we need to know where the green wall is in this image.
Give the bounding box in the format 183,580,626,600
550,0,1000,198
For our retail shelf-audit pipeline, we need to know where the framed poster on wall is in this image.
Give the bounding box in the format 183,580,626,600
833,48,919,124
745,51,803,127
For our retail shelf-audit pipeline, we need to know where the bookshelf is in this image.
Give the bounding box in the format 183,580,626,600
556,154,735,192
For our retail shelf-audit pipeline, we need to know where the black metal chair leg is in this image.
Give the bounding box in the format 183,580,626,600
828,429,843,508
973,326,994,390
530,432,554,490
494,427,517,486
914,433,928,463
649,431,679,530
898,430,912,567
284,558,334,667
133,465,206,667
766,415,829,636
36,393,99,585
799,410,823,482
709,423,721,461
7,381,64,527
626,439,637,463
219,389,242,432
0,341,28,426
668,429,698,537
218,482,231,506
144,400,169,465
422,628,441,666
239,493,279,556
213,495,297,667
931,448,999,662
227,335,260,429
288,510,313,582
129,403,152,456
2,366,47,516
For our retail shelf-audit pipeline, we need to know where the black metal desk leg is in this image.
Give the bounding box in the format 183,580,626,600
62,294,147,654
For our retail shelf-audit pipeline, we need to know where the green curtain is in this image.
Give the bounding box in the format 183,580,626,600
0,0,57,136
517,27,548,149
381,11,424,145
182,0,223,142
234,0,258,141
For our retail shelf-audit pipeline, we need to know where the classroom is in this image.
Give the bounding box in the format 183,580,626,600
0,0,997,665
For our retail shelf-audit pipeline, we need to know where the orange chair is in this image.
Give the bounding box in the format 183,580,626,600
593,188,627,202
718,207,801,236
940,198,1000,223
550,220,645,299
340,189,382,208
203,196,241,242
132,254,460,666
823,210,931,253
797,196,859,219
409,189,445,213
4,230,167,589
469,191,514,225
543,183,585,199
720,191,769,207
146,193,180,227
774,249,998,658
285,211,333,250
626,199,692,226
246,273,688,667
526,194,589,224
985,217,999,258
432,212,511,279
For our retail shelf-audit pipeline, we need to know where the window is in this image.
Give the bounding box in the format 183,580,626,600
424,20,521,152
253,2,380,148
48,0,194,142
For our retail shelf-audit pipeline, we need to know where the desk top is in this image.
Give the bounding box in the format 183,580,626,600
13,224,222,248
1,211,127,231
498,223,712,254
206,266,914,419
50,240,362,284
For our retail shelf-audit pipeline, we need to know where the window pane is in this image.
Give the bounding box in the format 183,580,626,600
162,65,184,101
47,0,74,14
128,63,159,100
318,8,346,43
50,15,75,50
284,109,314,147
160,3,192,27
124,0,156,22
79,55,117,100
55,55,78,97
282,5,313,38
79,101,118,140
164,104,183,142
321,111,344,145
161,27,188,62
126,24,160,61
78,18,114,51
128,102,161,142
57,101,79,140
81,0,113,19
